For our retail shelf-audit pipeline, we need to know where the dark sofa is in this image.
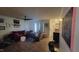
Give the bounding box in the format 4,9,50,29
0,31,25,49
0,30,41,49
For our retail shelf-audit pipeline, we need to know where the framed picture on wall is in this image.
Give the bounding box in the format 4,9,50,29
13,19,20,27
14,20,20,24
0,26,5,30
62,8,73,48
0,18,4,23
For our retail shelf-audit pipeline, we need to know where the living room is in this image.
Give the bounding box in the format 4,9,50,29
0,7,63,52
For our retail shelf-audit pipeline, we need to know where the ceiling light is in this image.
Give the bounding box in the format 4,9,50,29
59,19,63,21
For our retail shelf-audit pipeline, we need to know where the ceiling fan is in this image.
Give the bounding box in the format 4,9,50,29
24,16,32,20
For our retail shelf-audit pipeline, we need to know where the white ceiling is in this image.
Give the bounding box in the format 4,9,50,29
0,7,64,20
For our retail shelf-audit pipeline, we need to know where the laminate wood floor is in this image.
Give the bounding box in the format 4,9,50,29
4,38,50,52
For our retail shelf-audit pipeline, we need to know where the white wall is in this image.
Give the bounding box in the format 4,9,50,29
0,15,25,39
41,20,49,34
49,19,55,41
24,20,41,32
24,20,36,31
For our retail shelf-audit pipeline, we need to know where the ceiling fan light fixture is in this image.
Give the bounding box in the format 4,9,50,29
24,16,32,20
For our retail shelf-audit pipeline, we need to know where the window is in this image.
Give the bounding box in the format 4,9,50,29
34,23,37,32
